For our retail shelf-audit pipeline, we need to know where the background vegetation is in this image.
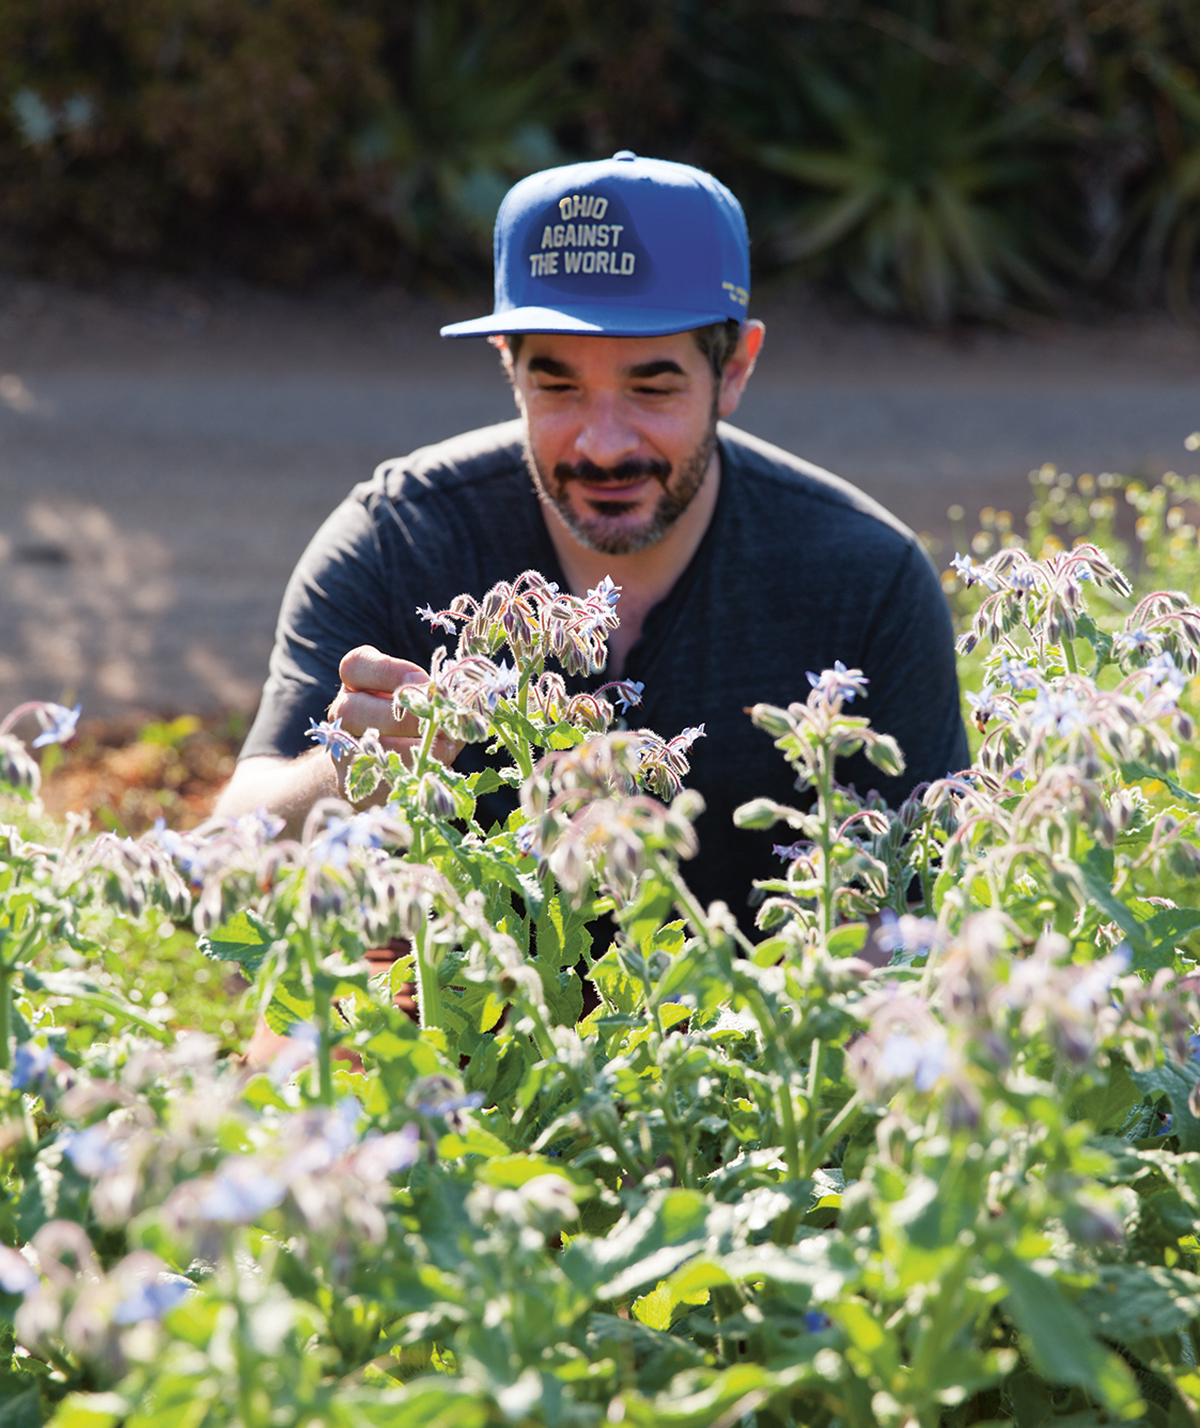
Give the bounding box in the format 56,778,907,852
6,0,1200,320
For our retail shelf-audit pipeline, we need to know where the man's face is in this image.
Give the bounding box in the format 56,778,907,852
506,331,726,556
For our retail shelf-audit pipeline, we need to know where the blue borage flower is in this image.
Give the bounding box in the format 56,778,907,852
0,1245,38,1296
1029,688,1086,738
965,683,1008,725
416,603,459,635
875,908,944,957
113,1272,194,1325
11,1042,53,1090
60,1123,126,1177
878,1029,949,1091
1114,626,1155,654
806,661,869,705
950,553,998,590
596,678,645,714
1143,648,1186,693
996,653,1038,690
31,702,81,748
306,715,358,762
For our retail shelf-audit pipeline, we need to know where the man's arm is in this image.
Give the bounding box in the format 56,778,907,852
213,748,338,838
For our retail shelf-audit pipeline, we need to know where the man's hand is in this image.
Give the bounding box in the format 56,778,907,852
213,645,460,835
329,645,460,771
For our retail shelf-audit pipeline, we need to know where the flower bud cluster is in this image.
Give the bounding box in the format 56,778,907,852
163,1097,420,1254
519,733,702,900
0,733,40,799
418,569,621,678
748,666,904,791
955,543,1132,654
13,1221,191,1383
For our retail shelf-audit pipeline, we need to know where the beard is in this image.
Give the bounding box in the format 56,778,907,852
524,398,719,557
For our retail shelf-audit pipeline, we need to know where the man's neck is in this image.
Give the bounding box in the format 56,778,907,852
540,449,722,679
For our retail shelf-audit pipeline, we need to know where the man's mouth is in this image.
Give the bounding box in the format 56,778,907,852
554,459,671,499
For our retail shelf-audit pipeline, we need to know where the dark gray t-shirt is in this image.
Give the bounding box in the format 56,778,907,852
242,419,969,918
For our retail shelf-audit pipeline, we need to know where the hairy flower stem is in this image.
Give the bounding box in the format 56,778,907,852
803,1091,865,1177
301,929,335,1106
1061,637,1078,675
0,949,11,1073
413,919,443,1033
816,752,835,940
917,820,935,916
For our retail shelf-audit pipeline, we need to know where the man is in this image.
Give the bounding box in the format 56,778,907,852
216,151,968,922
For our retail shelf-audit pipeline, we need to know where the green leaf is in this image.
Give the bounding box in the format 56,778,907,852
19,967,170,1041
1119,760,1200,804
345,752,382,803
197,910,274,977
263,977,316,1035
563,1190,709,1301
467,767,505,797
1141,907,1200,969
1130,1060,1200,1152
1078,847,1150,959
439,1127,511,1159
1076,1264,1200,1347
46,1393,129,1428
998,1252,1141,1413
1071,1059,1142,1135
0,1385,43,1428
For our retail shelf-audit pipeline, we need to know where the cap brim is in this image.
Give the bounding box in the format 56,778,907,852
440,304,736,338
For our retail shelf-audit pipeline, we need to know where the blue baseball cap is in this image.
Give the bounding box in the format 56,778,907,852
440,151,750,339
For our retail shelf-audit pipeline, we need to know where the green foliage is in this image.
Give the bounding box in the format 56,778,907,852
5,532,1200,1424
8,2,1200,310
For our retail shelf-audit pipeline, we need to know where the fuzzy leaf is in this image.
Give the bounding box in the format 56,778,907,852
1130,1060,1200,1152
1076,1264,1200,1347
197,910,274,976
999,1252,1141,1413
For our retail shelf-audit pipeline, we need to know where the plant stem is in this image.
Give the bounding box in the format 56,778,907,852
803,1091,865,1177
413,919,443,1032
804,1037,823,1165
0,955,11,1073
816,752,835,941
301,929,335,1106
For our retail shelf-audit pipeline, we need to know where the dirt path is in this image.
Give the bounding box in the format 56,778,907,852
2,275,1198,720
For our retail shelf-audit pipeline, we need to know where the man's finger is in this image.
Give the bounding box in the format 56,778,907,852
328,688,421,739
339,645,428,695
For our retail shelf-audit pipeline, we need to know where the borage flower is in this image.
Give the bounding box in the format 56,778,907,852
950,553,998,590
306,716,358,763
806,661,868,706
32,703,81,748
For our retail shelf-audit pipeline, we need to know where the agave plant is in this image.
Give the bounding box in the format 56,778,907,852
354,0,567,270
757,40,1058,323
1130,50,1200,315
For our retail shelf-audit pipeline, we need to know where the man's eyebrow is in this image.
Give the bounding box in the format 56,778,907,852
526,356,577,378
627,359,686,379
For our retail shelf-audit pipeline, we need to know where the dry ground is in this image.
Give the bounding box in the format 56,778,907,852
2,273,1199,788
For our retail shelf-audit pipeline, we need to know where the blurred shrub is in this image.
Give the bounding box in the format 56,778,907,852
5,0,1200,315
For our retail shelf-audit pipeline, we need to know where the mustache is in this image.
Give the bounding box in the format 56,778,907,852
552,457,672,489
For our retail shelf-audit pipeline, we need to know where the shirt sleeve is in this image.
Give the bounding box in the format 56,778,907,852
238,492,394,760
837,539,970,803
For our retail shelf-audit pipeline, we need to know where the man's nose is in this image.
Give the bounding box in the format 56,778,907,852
573,394,640,468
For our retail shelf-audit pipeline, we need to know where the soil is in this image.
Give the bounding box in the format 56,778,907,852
2,270,1199,731
38,714,241,834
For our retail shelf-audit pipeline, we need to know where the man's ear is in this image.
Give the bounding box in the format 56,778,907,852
489,335,521,402
717,319,765,421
